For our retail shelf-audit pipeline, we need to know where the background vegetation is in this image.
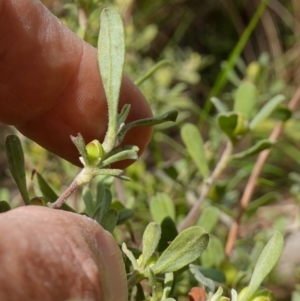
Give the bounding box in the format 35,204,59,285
1,0,300,300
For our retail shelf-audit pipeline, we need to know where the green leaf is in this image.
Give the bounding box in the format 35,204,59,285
141,222,161,269
117,110,178,146
249,94,286,130
152,226,209,274
98,8,125,152
211,286,224,301
217,112,248,139
162,272,174,300
135,59,171,86
82,188,94,217
150,193,175,224
71,134,90,166
189,264,215,292
192,266,226,283
36,172,58,202
234,81,257,119
5,135,29,205
101,146,139,167
93,184,112,222
117,208,134,224
272,105,292,121
210,97,227,113
239,231,284,301
197,206,219,233
230,139,274,160
148,268,157,299
36,172,75,212
100,208,118,233
181,123,209,179
201,236,225,268
0,201,11,213
157,217,178,252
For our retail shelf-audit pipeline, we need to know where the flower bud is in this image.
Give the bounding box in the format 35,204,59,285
86,139,105,166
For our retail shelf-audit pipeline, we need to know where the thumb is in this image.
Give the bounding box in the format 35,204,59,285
0,0,152,168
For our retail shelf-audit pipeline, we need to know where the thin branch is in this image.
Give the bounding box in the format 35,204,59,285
225,87,300,257
178,140,233,232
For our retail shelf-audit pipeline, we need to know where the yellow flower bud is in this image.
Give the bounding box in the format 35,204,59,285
86,139,105,166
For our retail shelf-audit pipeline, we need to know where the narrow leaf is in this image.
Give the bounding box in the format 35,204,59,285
36,172,75,212
0,201,11,213
100,208,118,233
5,135,29,205
239,231,284,301
231,139,274,160
181,123,209,179
150,193,175,224
141,222,162,268
71,134,90,166
152,226,209,274
197,206,219,233
36,172,58,202
190,264,215,292
117,208,133,224
210,97,227,113
162,272,174,300
249,94,286,130
82,187,94,217
94,186,112,222
98,8,125,152
234,81,257,119
135,59,171,86
117,110,178,146
101,146,139,167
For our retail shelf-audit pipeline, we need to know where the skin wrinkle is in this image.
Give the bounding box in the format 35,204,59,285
0,207,120,301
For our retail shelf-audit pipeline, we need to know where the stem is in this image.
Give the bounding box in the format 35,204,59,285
178,140,233,231
225,86,300,257
51,168,93,209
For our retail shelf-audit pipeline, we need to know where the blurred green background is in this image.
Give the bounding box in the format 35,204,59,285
1,0,300,300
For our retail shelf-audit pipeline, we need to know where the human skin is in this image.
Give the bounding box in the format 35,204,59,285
0,0,153,168
0,0,153,300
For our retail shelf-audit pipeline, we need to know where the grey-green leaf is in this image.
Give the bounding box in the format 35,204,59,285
249,94,286,130
150,193,175,224
239,231,284,301
82,188,94,217
71,134,90,166
36,172,75,212
210,97,227,113
98,8,125,152
117,110,178,146
152,226,209,274
197,206,219,233
189,264,215,292
100,208,118,233
101,146,139,167
234,81,257,119
5,135,29,205
181,123,209,179
141,222,162,269
230,139,274,160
